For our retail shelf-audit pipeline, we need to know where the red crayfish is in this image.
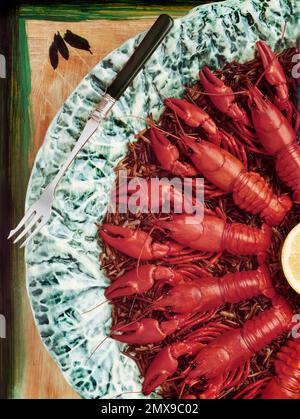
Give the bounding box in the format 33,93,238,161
199,41,293,122
105,263,273,303
235,336,300,399
256,40,293,118
142,296,292,397
164,97,222,146
179,134,292,226
153,214,271,257
249,85,300,202
109,265,275,345
260,337,300,399
100,214,271,260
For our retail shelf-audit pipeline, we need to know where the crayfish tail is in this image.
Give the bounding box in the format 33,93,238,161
222,222,272,256
276,143,300,202
261,338,300,399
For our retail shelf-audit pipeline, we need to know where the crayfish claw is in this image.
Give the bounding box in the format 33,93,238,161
164,97,206,129
256,40,287,85
111,318,170,345
105,265,159,300
99,225,134,255
104,281,137,300
199,66,225,89
110,321,142,343
100,223,186,260
149,126,197,176
164,97,188,120
199,66,235,109
256,41,289,102
256,41,276,69
142,345,179,395
200,66,251,127
99,225,154,260
99,229,122,250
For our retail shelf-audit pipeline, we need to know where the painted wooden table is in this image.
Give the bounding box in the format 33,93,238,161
2,1,220,400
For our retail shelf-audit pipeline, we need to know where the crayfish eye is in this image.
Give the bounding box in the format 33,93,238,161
188,147,193,154
165,228,171,233
195,138,200,143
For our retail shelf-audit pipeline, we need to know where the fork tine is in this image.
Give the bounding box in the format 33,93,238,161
19,217,48,248
13,212,42,245
8,205,36,239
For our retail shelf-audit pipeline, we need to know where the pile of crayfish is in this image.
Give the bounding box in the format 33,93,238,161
99,38,300,399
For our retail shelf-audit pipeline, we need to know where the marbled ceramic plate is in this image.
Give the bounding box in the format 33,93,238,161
25,0,299,399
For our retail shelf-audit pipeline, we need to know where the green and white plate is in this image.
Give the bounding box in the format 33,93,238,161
25,0,299,399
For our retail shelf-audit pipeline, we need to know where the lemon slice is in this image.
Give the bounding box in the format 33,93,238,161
282,223,300,295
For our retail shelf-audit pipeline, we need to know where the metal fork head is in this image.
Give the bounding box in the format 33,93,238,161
8,187,53,248
20,217,49,248
7,205,37,240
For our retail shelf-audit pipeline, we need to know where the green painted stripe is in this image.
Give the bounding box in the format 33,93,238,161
19,1,218,21
0,15,12,400
8,15,33,399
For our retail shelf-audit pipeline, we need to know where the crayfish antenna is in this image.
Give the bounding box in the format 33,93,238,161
80,298,110,315
197,89,248,98
147,117,183,142
233,376,270,399
86,334,111,365
86,301,156,363
179,381,187,399
152,83,168,102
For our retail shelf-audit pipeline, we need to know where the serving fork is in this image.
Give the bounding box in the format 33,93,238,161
8,14,173,248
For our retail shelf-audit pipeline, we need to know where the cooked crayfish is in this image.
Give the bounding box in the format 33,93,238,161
149,126,197,177
110,265,275,345
180,135,292,226
199,40,293,123
105,263,273,303
142,296,292,397
260,337,300,399
110,314,204,345
248,85,300,202
100,214,271,259
164,97,222,145
151,264,275,313
236,337,300,399
199,42,300,202
256,40,293,119
99,40,299,400
199,65,251,126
